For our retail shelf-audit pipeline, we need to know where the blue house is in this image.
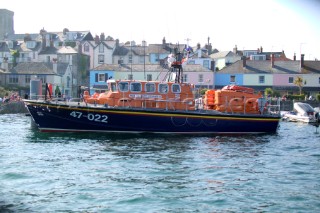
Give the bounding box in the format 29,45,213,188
89,65,117,94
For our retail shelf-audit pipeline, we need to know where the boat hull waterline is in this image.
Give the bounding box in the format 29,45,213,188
25,101,280,134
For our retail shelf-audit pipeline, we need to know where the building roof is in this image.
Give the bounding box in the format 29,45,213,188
218,59,320,74
11,62,68,75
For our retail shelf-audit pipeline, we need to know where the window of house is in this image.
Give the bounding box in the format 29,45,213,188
9,75,18,84
319,77,320,84
98,55,104,64
183,74,188,83
67,76,71,87
198,74,204,83
230,75,236,83
99,44,104,53
145,83,155,93
46,56,50,62
26,41,36,49
98,74,105,82
39,76,46,84
188,60,195,65
289,77,294,84
139,56,144,64
147,74,152,81
128,74,133,80
172,84,181,93
118,82,129,92
129,54,133,63
259,76,265,84
159,83,168,94
84,43,89,52
203,60,209,68
130,82,142,92
25,75,31,84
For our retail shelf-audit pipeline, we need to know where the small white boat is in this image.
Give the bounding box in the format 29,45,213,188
282,102,319,123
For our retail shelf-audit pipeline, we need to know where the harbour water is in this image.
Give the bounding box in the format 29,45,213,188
1,114,320,212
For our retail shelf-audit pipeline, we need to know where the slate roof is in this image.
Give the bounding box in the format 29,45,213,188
218,60,320,74
19,41,42,52
11,62,68,76
210,51,237,59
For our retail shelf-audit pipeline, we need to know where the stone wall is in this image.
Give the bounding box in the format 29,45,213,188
0,101,29,114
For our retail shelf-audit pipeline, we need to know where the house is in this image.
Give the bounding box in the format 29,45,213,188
215,54,320,97
1,61,71,97
210,50,241,71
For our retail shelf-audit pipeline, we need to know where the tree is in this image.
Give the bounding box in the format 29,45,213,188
294,76,303,95
10,49,20,67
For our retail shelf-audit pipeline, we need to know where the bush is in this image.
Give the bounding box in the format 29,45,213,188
316,94,320,101
287,94,305,100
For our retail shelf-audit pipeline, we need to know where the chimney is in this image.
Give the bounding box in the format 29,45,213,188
162,37,166,45
300,54,305,68
260,46,263,53
242,56,246,68
233,45,238,54
293,53,296,61
100,33,105,41
116,39,119,47
271,53,275,68
94,35,99,44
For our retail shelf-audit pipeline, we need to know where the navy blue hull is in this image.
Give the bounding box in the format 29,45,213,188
25,101,280,134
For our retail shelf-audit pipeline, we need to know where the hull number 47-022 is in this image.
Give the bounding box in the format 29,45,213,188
70,111,108,123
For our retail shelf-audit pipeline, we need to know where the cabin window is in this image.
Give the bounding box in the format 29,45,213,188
259,76,265,84
118,82,129,92
172,84,181,93
110,82,117,92
159,83,168,94
230,75,236,83
145,83,155,93
130,82,142,92
288,77,294,84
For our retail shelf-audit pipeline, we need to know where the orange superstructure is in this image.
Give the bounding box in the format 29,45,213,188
84,80,195,111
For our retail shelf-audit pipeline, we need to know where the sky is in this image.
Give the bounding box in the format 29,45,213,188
2,0,320,60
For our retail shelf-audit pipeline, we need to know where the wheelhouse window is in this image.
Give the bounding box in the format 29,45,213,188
118,82,129,92
159,83,168,94
259,76,265,84
130,82,142,92
145,83,155,93
172,84,181,93
289,77,294,84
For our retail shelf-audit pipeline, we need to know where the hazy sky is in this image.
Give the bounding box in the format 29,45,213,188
2,0,320,60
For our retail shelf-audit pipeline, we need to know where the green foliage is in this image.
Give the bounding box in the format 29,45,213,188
316,94,320,101
287,94,305,100
264,88,280,97
200,88,208,96
0,86,11,98
294,76,303,95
